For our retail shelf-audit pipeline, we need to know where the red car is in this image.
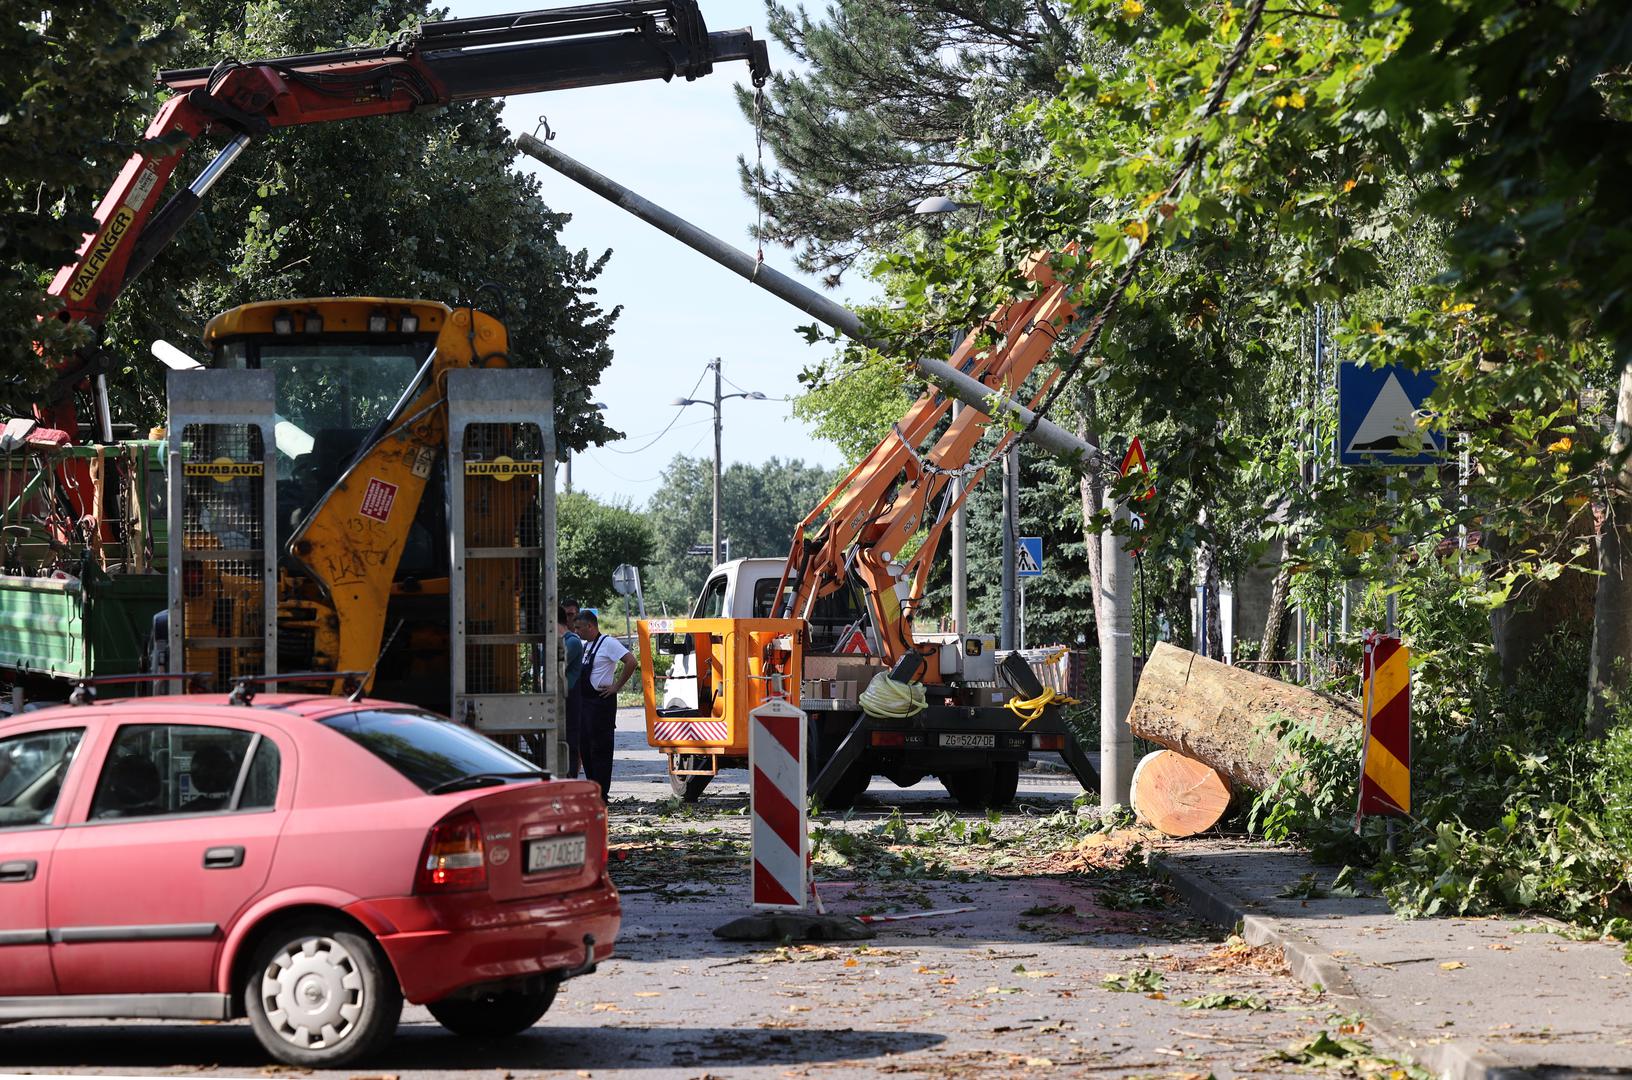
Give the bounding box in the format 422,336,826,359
0,691,619,1066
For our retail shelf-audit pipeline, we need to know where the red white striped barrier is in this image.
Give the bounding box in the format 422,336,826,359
749,697,807,909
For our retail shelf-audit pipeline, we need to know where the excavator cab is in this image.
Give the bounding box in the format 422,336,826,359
166,298,562,768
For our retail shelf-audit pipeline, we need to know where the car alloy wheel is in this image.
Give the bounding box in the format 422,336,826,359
245,922,401,1066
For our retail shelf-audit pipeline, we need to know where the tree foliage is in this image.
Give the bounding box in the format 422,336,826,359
738,0,1084,283
1,2,180,406
644,454,838,611
557,492,655,610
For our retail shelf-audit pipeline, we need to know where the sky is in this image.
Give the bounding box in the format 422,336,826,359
445,0,868,505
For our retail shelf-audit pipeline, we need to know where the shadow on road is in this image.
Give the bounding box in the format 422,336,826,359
0,1019,945,1071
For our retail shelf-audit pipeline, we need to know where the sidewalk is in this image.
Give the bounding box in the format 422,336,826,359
1152,840,1632,1079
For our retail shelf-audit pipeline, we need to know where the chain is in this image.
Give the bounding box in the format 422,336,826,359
753,85,767,269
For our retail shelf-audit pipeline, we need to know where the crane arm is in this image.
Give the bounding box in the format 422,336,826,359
49,2,768,335
776,250,1089,676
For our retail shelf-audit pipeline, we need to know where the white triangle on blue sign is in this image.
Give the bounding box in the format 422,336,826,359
1346,373,1426,454
1016,540,1041,574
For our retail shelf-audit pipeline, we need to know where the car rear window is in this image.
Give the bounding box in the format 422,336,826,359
319,709,540,792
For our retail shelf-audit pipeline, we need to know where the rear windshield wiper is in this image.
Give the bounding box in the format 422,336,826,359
428,770,547,795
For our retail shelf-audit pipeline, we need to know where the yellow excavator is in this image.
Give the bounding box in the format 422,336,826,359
165,297,543,725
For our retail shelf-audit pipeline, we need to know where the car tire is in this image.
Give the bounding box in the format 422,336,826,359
427,983,557,1038
243,920,402,1067
669,755,712,801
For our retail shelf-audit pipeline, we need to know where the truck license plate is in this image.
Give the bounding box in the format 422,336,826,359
525,834,586,873
939,733,996,749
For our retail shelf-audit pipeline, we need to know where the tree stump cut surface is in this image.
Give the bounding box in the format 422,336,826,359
1130,749,1233,837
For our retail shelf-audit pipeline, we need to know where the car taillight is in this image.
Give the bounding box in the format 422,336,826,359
415,810,487,892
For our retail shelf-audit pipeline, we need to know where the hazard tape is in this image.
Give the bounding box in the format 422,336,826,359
1357,631,1410,821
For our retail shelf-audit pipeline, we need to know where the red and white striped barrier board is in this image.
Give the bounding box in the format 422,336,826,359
749,697,807,909
651,719,729,744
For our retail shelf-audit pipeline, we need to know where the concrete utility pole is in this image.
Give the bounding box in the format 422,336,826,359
713,358,723,566
672,358,767,568
518,134,1137,809
1000,443,1019,650
1101,496,1136,807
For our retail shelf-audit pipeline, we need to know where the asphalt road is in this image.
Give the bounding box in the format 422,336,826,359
2,709,1371,1079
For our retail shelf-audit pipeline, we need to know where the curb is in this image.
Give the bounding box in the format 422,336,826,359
1149,851,1525,1080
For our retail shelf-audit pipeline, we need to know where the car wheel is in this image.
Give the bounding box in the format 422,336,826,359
244,920,402,1067
669,755,711,801
427,983,557,1038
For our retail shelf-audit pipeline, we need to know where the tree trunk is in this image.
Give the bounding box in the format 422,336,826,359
1588,363,1632,735
1258,560,1294,664
1128,641,1361,793
1130,749,1233,837
1195,509,1223,661
1076,387,1106,632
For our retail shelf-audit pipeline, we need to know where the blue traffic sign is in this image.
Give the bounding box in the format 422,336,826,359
1338,362,1444,466
1017,536,1043,578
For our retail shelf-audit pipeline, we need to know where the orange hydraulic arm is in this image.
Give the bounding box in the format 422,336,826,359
773,250,1088,680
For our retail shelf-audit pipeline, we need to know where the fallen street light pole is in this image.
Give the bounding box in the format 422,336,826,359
516,133,1135,807
515,133,1096,466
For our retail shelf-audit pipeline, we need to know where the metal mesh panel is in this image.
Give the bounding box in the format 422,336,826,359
178,423,267,687
461,422,548,701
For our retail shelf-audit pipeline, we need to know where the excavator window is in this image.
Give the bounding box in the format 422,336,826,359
212,334,444,574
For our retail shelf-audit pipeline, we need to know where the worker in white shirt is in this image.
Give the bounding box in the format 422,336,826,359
574,609,637,800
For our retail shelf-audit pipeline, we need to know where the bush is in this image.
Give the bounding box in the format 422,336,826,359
1248,620,1632,937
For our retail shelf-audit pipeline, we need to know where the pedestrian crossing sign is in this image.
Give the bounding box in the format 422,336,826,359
1017,536,1042,578
1338,362,1444,466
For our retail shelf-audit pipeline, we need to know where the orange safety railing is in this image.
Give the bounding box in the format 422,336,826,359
636,617,803,756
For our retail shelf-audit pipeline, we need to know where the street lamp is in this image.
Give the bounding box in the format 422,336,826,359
673,358,772,566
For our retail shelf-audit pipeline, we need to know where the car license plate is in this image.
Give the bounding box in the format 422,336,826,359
525,834,586,873
940,733,996,749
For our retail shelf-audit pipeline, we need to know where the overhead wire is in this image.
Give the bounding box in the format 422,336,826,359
603,361,713,456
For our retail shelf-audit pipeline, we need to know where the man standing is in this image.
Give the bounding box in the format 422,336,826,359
558,606,585,777
575,609,636,801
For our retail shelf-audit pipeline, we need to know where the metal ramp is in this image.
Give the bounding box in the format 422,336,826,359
446,368,560,774
166,369,278,689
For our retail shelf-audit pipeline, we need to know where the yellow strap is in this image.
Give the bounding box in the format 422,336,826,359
1003,687,1079,729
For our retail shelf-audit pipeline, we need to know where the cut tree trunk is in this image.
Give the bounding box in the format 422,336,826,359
1130,749,1232,837
1129,641,1361,794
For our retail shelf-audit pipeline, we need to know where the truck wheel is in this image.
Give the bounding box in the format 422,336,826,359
817,764,871,812
989,761,1020,806
669,755,712,801
941,763,1020,810
427,983,557,1038
244,920,402,1067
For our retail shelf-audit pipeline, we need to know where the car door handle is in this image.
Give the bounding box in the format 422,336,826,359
0,859,37,883
202,846,245,870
